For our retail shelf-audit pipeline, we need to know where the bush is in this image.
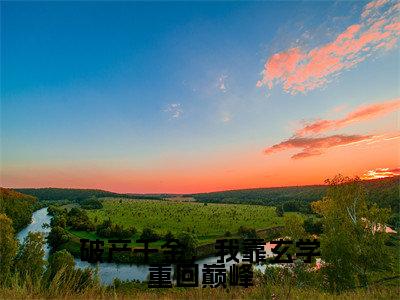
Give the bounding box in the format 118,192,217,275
164,231,174,241
47,226,70,251
238,226,258,239
47,249,75,278
178,231,199,259
140,227,160,241
50,215,67,228
303,217,323,234
67,208,95,231
96,219,136,238
80,197,103,210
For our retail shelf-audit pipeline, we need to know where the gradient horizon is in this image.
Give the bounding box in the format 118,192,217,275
1,0,399,194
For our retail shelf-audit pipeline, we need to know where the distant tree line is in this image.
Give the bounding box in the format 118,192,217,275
15,188,164,203
192,176,400,228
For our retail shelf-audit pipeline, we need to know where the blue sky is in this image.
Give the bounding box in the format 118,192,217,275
1,1,399,193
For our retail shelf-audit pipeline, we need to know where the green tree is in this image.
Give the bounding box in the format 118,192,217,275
50,215,67,228
45,249,98,294
140,227,160,241
283,214,306,240
0,213,18,285
178,231,199,259
282,214,307,257
238,226,258,239
15,232,46,281
0,188,36,231
303,217,323,234
67,208,95,231
47,226,70,251
46,249,75,278
312,175,392,291
164,231,174,241
276,205,284,217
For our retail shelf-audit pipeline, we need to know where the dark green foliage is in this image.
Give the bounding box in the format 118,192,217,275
47,226,70,251
96,219,136,238
192,185,326,209
140,227,160,241
14,232,46,281
80,197,103,209
47,205,66,216
164,231,174,241
388,213,400,229
364,176,400,213
46,249,75,278
275,205,284,217
67,208,95,231
0,188,37,231
303,217,323,234
282,200,311,213
15,187,164,202
192,176,399,215
0,213,18,286
178,231,199,259
238,225,258,239
44,249,99,294
50,215,67,228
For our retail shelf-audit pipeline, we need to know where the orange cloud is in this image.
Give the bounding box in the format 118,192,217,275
296,98,400,136
257,0,400,94
264,134,374,159
360,167,400,179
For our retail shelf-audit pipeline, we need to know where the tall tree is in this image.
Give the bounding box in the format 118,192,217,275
178,231,199,259
15,232,46,281
0,213,18,285
282,214,308,257
46,249,75,279
312,175,392,291
47,226,70,251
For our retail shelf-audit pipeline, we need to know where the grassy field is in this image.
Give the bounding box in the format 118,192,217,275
82,197,283,240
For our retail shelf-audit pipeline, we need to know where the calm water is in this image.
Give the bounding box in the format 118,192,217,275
18,208,273,284
17,207,52,259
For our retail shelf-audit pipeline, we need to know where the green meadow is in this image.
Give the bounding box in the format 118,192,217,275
80,198,282,240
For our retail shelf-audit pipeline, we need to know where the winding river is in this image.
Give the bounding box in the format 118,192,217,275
18,208,272,284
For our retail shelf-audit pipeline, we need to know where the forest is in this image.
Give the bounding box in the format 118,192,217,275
191,176,400,226
0,188,38,231
15,187,164,202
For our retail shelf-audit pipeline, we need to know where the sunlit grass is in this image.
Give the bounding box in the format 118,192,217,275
85,198,284,238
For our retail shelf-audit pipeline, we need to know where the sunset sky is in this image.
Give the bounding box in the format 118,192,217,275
1,0,399,193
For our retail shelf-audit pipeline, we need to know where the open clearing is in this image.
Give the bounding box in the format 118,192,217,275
84,197,283,239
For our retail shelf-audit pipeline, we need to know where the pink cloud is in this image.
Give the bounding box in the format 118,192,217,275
296,98,400,136
257,0,400,94
362,0,389,19
264,134,374,159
